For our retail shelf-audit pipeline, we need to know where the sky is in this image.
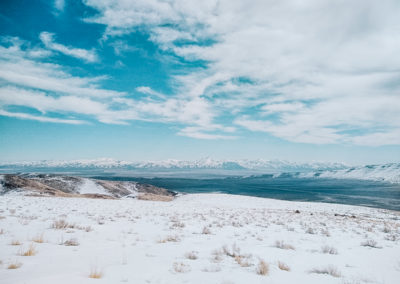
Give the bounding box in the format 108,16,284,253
0,0,399,164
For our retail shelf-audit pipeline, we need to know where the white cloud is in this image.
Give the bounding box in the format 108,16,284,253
0,42,118,98
54,0,65,13
0,38,233,138
0,109,85,125
82,0,400,145
178,126,236,140
40,32,98,63
136,86,165,99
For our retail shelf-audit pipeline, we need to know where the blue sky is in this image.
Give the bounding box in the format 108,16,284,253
0,0,399,164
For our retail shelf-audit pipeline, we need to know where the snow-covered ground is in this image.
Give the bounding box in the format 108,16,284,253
0,193,399,284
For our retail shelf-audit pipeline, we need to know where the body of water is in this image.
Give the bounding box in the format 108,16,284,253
94,175,400,211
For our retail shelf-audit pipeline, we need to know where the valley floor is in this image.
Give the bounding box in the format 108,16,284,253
0,193,399,284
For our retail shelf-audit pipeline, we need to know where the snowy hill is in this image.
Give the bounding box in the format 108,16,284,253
0,174,175,200
299,163,400,184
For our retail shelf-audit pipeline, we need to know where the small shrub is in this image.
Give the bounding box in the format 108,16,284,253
211,250,223,263
89,267,103,279
173,262,191,273
52,219,74,230
185,251,198,260
275,240,295,250
361,239,381,248
278,261,290,271
256,259,269,275
7,261,22,269
76,225,92,232
309,266,341,277
385,234,399,241
222,244,241,258
202,265,221,272
321,245,338,254
63,238,80,246
202,226,211,234
171,221,185,229
321,229,331,237
306,227,315,234
158,235,180,243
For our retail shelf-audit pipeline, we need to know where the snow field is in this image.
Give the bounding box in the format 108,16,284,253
0,193,399,284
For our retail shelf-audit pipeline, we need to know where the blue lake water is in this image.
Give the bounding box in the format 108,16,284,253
93,175,400,211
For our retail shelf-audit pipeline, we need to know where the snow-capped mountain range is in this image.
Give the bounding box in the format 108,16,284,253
0,158,399,184
0,157,347,170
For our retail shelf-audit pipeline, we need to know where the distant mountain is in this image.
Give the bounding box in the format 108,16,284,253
0,158,398,183
0,158,347,171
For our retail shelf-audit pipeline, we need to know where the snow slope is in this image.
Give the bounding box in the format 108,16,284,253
0,194,399,284
78,179,111,196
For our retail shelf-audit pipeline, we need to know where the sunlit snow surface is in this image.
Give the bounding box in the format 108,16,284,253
0,194,399,284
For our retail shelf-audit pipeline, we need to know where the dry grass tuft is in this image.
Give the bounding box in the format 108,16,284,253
309,265,341,277
10,240,22,246
278,261,290,271
235,255,252,267
321,245,338,254
32,233,45,243
137,193,174,202
19,244,37,256
89,267,103,279
275,240,295,250
256,259,269,275
7,261,22,269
